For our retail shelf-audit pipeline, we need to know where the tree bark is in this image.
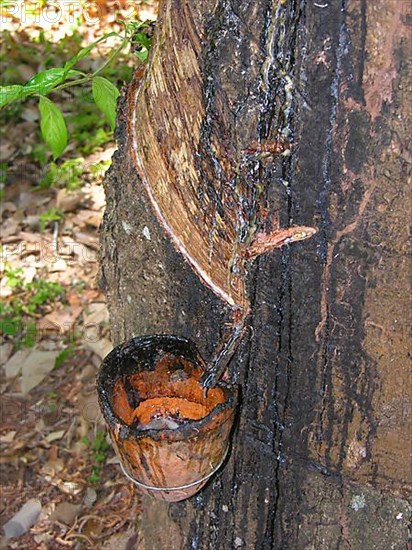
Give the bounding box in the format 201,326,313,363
100,0,411,548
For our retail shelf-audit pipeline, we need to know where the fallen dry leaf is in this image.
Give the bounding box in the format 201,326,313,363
88,184,106,211
0,431,16,444
2,498,42,540
83,302,109,327
3,349,31,379
17,231,52,245
74,231,99,250
67,289,101,307
49,258,67,272
39,456,64,477
56,480,83,495
0,141,16,161
0,342,14,366
56,189,86,213
72,209,102,228
84,338,112,360
21,349,60,395
0,278,13,297
22,266,36,284
50,502,82,526
45,430,66,443
0,201,17,216
37,306,83,334
59,238,97,264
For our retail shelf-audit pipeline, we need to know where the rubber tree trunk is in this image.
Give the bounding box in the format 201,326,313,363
100,0,411,548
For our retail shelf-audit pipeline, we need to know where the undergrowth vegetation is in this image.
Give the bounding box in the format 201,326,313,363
0,5,156,543
0,4,154,348
0,14,153,194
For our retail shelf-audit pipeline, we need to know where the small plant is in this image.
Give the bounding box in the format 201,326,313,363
89,159,111,178
26,279,65,311
67,101,113,156
2,266,24,288
47,390,59,413
128,20,155,62
39,207,64,231
0,21,154,161
21,321,37,348
0,265,65,347
38,158,85,189
0,32,122,159
82,430,111,485
0,162,7,183
54,345,74,369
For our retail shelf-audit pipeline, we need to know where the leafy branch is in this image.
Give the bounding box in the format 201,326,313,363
0,21,153,160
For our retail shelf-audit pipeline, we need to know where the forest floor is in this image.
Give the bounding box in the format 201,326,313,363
0,2,156,548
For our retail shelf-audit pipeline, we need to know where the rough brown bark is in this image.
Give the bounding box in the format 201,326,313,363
100,0,411,548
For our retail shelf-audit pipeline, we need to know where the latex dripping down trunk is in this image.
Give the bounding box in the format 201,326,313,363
200,224,317,389
127,65,317,390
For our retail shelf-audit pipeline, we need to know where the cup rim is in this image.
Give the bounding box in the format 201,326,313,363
97,334,238,442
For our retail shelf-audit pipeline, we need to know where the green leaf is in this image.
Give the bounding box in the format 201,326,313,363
22,322,37,349
24,68,82,96
135,32,151,50
54,347,73,369
89,471,101,485
38,97,68,160
1,319,20,337
64,69,84,80
1,70,83,110
64,44,96,74
0,85,24,108
38,207,64,231
24,68,66,96
0,162,8,184
63,32,118,74
136,49,149,62
92,76,119,131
